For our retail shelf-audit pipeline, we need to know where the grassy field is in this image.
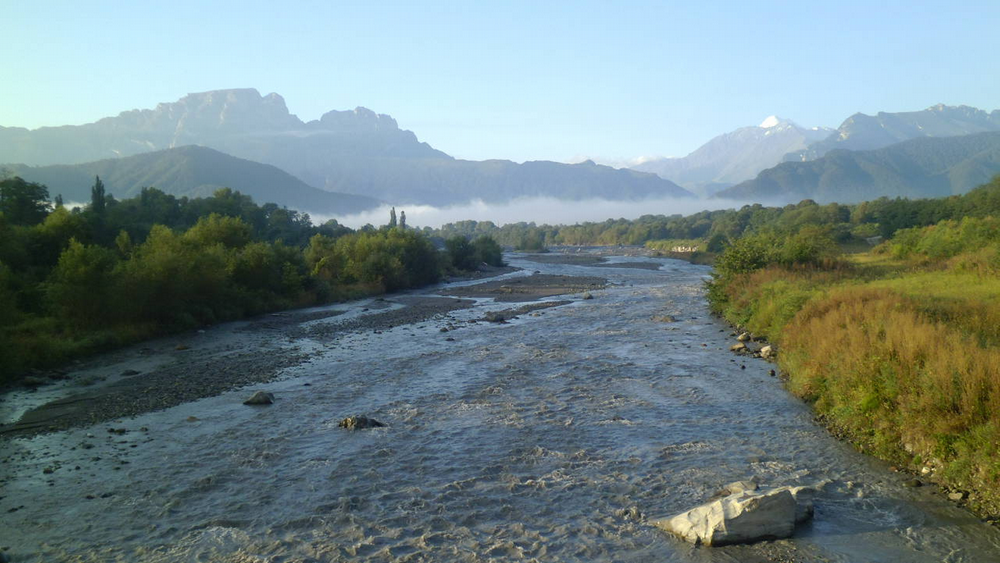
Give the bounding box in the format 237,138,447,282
710,246,1000,519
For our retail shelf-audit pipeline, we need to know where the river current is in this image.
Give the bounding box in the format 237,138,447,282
2,253,1000,562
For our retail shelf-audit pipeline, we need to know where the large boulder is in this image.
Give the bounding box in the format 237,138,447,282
651,486,814,546
243,391,275,405
338,415,385,430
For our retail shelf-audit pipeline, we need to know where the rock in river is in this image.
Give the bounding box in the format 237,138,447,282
243,391,275,405
760,345,777,360
339,416,385,430
651,486,815,546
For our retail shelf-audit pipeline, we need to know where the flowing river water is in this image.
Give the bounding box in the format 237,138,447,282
2,253,1000,562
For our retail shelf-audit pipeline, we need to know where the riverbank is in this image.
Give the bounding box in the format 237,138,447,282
1,269,607,438
708,251,1000,521
5,252,999,562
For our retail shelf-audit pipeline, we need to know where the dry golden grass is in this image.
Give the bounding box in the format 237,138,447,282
713,255,1000,516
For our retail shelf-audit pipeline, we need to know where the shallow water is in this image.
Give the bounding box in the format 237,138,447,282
3,254,1000,562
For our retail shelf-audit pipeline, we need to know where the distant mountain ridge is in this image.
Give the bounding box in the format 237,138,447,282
6,146,380,214
716,131,1000,203
0,88,692,206
784,104,1000,162
632,116,832,195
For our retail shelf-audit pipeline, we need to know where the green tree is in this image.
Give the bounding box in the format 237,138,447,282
183,213,252,249
47,239,119,326
389,207,397,228
472,236,503,267
90,176,107,215
0,177,51,226
445,236,477,271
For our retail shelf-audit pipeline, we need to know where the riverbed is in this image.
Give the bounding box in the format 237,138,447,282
2,253,999,562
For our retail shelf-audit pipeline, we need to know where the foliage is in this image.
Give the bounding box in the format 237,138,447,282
0,177,52,226
707,214,1000,517
445,236,477,271
471,236,504,267
0,185,450,384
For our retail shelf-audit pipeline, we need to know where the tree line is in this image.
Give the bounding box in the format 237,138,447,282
427,175,1000,252
0,176,502,383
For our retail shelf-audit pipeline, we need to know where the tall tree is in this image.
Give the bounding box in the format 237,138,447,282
388,206,397,228
0,176,51,226
399,210,406,229
91,175,106,215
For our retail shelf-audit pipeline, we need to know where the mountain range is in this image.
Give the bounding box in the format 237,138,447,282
783,104,1000,162
0,89,692,208
4,90,999,211
716,131,1000,203
632,117,832,195
5,146,380,214
632,104,1000,204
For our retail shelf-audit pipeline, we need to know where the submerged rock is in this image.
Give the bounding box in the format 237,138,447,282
243,391,275,405
338,415,385,430
651,486,815,546
730,343,748,353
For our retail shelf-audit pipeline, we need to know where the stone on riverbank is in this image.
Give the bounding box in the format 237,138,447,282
737,332,751,342
338,415,385,430
243,391,275,405
730,343,747,353
760,345,777,360
651,486,815,546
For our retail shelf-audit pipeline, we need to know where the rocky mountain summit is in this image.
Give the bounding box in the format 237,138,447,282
633,117,831,195
1,89,690,207
784,104,1000,162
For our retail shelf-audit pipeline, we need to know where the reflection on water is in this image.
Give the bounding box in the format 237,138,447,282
2,254,999,562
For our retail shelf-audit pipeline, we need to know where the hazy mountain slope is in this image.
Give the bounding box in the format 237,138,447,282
7,146,381,214
785,104,1000,162
632,117,831,195
0,88,691,205
716,131,1000,203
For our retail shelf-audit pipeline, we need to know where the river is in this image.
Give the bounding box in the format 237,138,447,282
2,253,999,562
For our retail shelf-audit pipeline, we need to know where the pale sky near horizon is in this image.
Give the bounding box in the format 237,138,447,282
4,0,999,163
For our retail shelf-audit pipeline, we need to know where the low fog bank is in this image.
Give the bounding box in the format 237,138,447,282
312,197,750,230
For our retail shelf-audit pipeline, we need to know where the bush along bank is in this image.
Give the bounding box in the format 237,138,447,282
0,180,506,386
707,222,1000,521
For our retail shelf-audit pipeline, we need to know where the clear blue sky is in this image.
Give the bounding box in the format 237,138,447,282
5,0,999,163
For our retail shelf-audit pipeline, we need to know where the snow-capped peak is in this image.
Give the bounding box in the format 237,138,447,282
759,115,783,128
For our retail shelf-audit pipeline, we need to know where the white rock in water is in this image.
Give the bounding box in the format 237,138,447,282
723,480,759,495
782,486,816,523
760,345,777,359
651,487,805,546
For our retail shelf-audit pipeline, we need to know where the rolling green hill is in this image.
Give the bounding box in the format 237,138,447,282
717,131,1000,203
6,145,381,214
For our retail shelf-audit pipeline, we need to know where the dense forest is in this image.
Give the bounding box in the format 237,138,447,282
0,175,502,383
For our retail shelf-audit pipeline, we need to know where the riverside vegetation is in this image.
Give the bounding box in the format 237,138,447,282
0,176,503,384
706,175,1000,519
